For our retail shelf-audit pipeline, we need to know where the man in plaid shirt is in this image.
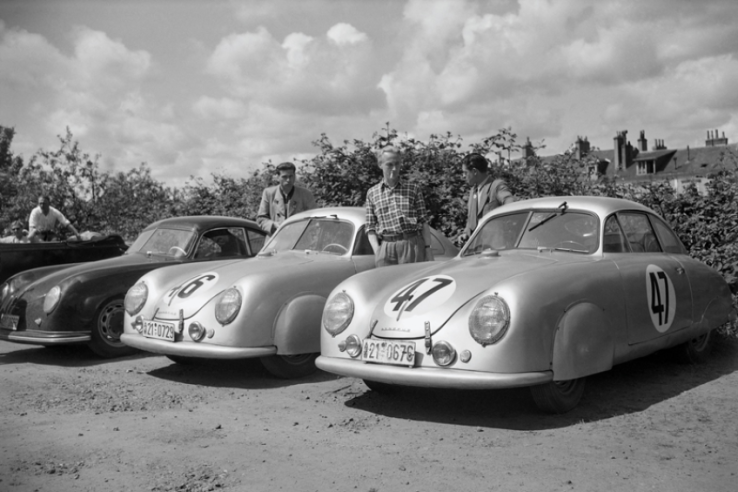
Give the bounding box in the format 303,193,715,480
365,147,433,267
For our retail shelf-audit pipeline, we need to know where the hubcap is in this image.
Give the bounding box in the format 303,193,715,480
99,302,125,346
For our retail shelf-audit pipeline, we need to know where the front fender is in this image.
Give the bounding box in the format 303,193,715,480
552,301,614,381
273,294,326,354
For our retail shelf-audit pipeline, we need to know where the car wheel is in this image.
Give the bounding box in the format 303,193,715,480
260,353,318,379
89,298,136,358
529,378,586,414
362,379,398,393
672,329,714,364
166,355,201,365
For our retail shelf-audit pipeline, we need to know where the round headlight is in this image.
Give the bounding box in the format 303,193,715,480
323,292,354,337
345,334,362,358
125,282,148,316
43,286,62,314
215,287,242,325
431,340,456,366
468,295,510,346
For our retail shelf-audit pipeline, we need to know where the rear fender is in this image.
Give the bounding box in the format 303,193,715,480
273,294,326,354
552,302,614,381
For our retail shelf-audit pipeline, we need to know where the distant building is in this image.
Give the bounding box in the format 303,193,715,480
528,129,736,195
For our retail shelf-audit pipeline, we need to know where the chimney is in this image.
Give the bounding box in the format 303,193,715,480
575,136,590,159
522,137,535,159
638,130,648,151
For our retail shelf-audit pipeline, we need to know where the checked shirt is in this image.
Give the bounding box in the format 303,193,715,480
365,180,428,236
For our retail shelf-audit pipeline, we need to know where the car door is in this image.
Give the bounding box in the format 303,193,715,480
605,212,693,345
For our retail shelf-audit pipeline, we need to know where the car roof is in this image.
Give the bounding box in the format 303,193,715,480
142,216,261,234
285,207,367,228
489,196,655,220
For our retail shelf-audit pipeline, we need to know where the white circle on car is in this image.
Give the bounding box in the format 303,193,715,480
165,272,220,302
383,275,456,319
645,264,676,333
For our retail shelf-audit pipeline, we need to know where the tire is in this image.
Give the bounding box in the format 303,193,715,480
166,355,201,365
260,353,318,379
362,379,398,394
672,330,714,364
89,298,136,358
529,378,586,414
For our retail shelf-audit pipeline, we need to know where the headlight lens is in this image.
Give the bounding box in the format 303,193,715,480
125,282,148,316
323,292,354,336
43,286,62,314
188,321,207,341
468,295,510,346
215,287,242,325
432,341,456,366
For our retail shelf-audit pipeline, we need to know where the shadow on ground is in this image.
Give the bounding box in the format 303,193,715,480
0,343,152,367
146,356,336,390
339,337,738,430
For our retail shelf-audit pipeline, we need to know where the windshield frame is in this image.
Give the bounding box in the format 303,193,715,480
260,217,356,256
461,208,600,256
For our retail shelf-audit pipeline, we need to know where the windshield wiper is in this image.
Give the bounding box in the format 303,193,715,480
528,201,568,232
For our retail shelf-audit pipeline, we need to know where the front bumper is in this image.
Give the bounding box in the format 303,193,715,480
315,356,553,390
120,334,277,359
0,329,90,345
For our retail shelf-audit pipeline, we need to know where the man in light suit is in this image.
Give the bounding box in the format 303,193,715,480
457,153,515,244
257,162,317,235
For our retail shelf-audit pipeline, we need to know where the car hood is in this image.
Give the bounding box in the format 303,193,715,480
369,251,570,339
151,251,352,320
16,253,170,294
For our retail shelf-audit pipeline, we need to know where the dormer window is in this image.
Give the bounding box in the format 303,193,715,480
637,161,654,175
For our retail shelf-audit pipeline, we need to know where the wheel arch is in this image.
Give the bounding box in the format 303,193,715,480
551,301,615,381
272,293,326,355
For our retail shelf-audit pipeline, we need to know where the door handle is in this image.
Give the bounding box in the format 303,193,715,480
676,267,685,275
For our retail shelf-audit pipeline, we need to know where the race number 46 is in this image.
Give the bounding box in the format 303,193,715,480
645,265,676,333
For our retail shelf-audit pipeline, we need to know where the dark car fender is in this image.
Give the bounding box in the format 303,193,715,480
272,293,326,355
551,301,615,381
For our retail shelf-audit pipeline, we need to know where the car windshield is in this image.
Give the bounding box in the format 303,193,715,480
463,209,599,256
260,218,354,256
126,228,198,258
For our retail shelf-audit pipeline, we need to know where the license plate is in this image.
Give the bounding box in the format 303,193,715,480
141,320,175,341
362,339,416,366
0,314,19,330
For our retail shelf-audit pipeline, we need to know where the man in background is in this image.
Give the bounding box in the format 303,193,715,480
457,153,515,244
365,147,433,267
257,162,317,236
28,195,81,242
0,220,30,243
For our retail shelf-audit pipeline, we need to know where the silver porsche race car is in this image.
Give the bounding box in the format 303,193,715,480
317,196,735,413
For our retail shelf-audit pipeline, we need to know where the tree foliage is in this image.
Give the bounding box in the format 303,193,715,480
1,123,736,337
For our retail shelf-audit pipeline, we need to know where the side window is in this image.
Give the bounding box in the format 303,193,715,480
650,216,687,255
353,228,374,256
618,212,660,253
196,228,247,259
602,215,628,253
247,229,266,254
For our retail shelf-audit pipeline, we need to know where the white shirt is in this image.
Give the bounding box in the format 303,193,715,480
28,206,70,233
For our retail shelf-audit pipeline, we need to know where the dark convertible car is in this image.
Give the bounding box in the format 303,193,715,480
0,235,128,284
0,216,266,357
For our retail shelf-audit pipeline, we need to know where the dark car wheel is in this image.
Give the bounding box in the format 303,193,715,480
529,377,586,414
362,379,399,394
89,298,136,358
260,353,318,379
672,329,714,364
166,355,201,365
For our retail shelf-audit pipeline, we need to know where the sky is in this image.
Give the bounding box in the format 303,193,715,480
2,0,738,188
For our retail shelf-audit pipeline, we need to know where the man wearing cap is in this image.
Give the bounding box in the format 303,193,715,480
365,147,433,267
0,220,30,243
257,162,317,236
28,195,81,242
457,153,515,244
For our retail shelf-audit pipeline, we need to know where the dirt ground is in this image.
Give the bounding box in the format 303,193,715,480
1,337,737,492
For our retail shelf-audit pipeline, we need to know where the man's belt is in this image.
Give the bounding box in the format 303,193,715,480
380,231,419,242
